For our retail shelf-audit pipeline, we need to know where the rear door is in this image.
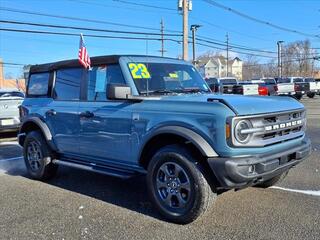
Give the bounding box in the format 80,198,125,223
78,64,133,163
45,68,82,154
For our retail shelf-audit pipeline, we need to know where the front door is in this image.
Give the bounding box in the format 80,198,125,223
78,64,133,163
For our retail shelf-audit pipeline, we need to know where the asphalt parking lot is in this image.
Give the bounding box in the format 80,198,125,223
0,96,319,240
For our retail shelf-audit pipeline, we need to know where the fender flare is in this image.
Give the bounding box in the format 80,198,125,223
139,126,218,159
19,117,57,151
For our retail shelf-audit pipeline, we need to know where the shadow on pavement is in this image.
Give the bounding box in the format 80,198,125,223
2,156,163,221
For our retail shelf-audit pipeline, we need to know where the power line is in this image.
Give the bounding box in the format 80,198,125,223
0,6,280,54
195,37,277,54
0,20,182,37
2,19,277,54
196,42,276,59
0,27,182,43
0,7,181,33
111,0,176,11
191,16,272,42
202,0,320,39
68,0,176,13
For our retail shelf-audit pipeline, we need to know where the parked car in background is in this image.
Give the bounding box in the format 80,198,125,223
315,78,320,95
290,77,309,100
304,78,318,98
18,55,311,223
0,88,24,133
251,78,278,96
236,81,259,95
219,78,259,95
205,77,220,93
219,77,238,94
276,77,295,96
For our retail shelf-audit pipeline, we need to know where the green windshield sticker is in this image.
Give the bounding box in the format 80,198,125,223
128,63,151,79
169,73,178,78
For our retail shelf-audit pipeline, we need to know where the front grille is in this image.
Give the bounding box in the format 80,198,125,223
231,110,306,147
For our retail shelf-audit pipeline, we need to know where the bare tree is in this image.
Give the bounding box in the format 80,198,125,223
282,40,318,77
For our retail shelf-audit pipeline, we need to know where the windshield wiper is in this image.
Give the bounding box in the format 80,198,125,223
141,89,176,95
179,88,209,93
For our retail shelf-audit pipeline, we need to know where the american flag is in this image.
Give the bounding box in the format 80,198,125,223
78,33,91,69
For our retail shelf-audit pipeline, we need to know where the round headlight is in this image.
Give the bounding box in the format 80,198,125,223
234,120,252,143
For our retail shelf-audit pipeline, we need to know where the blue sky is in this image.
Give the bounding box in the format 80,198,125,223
1,0,319,78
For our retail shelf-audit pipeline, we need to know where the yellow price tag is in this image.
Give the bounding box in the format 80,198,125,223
128,63,151,79
169,73,178,78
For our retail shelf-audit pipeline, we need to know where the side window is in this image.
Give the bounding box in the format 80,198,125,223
87,64,126,101
54,68,82,101
28,72,49,96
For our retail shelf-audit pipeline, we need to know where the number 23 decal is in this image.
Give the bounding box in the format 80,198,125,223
128,63,151,79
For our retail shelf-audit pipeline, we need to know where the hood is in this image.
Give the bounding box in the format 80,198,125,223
161,94,304,116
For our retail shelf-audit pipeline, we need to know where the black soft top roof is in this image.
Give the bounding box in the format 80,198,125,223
29,55,177,73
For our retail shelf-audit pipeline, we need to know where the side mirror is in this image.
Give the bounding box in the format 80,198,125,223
107,84,132,100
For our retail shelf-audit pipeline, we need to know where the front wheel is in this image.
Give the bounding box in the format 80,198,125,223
146,145,216,224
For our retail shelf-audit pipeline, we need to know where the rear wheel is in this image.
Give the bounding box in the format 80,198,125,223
23,131,58,180
254,171,288,188
146,145,216,224
307,92,315,98
294,94,302,100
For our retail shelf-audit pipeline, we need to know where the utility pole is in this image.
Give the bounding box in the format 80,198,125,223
277,41,284,78
179,0,192,60
182,0,189,60
159,19,166,57
226,33,229,77
190,24,201,65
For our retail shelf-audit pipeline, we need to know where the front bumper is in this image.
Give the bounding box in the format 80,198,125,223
0,118,20,133
208,137,311,190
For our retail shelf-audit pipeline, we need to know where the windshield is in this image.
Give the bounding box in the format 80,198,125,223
219,78,237,85
262,78,276,84
128,62,210,95
278,78,290,83
293,78,304,83
206,78,218,84
304,78,315,82
0,91,24,98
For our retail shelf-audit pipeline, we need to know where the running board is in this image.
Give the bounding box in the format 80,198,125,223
52,159,138,179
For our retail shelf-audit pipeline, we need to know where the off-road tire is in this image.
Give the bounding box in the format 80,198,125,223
146,144,216,224
307,92,315,98
23,131,58,180
294,94,302,100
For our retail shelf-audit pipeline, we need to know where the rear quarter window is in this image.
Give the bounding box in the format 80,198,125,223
28,72,50,96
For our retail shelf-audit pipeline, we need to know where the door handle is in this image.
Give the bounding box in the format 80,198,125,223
79,111,94,118
46,109,56,116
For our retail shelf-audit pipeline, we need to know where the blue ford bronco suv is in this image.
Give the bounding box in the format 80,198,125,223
19,55,311,223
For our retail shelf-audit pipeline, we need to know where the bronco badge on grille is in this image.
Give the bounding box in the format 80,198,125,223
265,119,303,131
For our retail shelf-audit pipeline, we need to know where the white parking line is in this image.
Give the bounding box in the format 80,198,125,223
271,186,320,197
0,156,23,161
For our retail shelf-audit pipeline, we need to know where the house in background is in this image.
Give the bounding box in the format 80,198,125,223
0,58,26,92
198,56,243,80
